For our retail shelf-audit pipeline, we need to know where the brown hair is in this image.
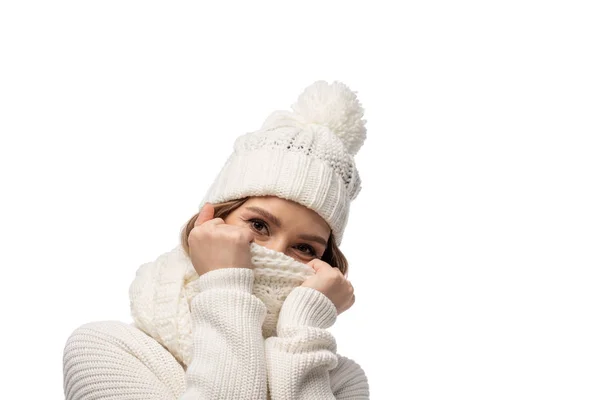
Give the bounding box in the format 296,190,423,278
180,197,349,276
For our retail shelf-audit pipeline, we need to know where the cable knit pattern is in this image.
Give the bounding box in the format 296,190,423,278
63,245,370,399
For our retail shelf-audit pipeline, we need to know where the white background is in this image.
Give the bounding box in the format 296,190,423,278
1,1,599,398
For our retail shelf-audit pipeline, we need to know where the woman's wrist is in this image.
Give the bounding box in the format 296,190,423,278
277,286,338,330
195,267,255,293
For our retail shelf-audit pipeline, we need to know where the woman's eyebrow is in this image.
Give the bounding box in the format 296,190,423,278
245,206,282,228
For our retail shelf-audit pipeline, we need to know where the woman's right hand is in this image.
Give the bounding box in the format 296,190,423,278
188,202,255,278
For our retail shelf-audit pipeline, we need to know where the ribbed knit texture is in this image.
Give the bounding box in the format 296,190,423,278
63,248,370,399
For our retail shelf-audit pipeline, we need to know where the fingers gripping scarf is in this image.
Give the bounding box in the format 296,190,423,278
128,242,315,369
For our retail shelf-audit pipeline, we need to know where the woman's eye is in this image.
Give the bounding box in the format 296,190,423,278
248,219,268,234
296,244,316,256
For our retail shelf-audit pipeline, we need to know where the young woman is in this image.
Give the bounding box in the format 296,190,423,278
63,80,370,399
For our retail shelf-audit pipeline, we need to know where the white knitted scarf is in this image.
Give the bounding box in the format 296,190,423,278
129,242,315,369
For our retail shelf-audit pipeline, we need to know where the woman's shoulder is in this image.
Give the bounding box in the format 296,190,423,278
330,353,370,398
63,320,185,371
63,320,186,399
65,320,151,346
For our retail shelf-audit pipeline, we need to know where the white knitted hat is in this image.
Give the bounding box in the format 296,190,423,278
199,80,367,246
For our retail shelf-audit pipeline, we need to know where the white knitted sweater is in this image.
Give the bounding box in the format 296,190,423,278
62,244,370,399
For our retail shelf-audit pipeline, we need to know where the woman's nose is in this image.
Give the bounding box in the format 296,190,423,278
262,237,288,255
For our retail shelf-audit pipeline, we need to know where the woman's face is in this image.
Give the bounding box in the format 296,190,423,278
223,196,331,263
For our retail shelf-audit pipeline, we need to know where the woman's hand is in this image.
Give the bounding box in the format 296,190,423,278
301,259,355,315
188,202,255,278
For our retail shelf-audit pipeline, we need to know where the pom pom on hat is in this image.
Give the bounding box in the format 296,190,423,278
291,80,367,156
260,80,367,156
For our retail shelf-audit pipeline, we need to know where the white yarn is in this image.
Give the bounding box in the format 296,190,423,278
291,80,367,156
129,242,315,368
66,249,370,399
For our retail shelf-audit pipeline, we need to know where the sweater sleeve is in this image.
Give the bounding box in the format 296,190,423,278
179,267,268,400
264,286,370,399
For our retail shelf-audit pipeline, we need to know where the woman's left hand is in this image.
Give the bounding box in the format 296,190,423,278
300,259,355,315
